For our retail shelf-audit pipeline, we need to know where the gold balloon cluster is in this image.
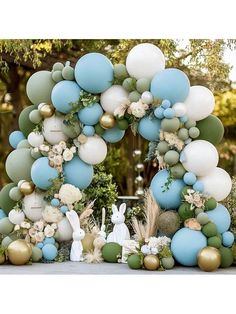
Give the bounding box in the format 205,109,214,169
39,103,55,118
99,113,116,129
144,255,160,270
19,181,35,195
0,252,6,264
197,246,221,272
7,239,32,265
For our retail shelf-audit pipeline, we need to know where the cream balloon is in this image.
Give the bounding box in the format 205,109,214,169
55,217,73,242
184,86,215,121
23,191,46,222
126,43,165,80
78,136,107,165
100,85,128,114
198,167,232,201
42,115,68,145
8,209,25,225
172,102,187,117
181,140,219,176
27,132,44,147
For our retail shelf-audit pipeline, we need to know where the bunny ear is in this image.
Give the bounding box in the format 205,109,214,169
112,204,118,214
119,203,126,214
66,210,80,230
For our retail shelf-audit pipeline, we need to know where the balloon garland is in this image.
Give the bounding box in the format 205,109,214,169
0,43,234,271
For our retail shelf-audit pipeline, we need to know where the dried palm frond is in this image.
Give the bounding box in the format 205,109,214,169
80,200,95,223
84,248,103,264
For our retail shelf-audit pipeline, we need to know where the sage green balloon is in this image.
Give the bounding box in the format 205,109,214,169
161,256,175,269
114,64,129,80
30,148,42,159
0,183,17,213
164,150,179,166
195,208,204,216
197,212,209,225
188,127,200,139
117,119,129,130
19,105,37,136
53,62,64,71
52,70,64,83
61,122,81,138
185,119,196,129
122,77,136,92
29,109,43,124
62,66,75,81
0,218,14,235
196,115,224,145
32,246,43,262
170,163,186,179
161,118,180,133
26,70,56,105
17,139,31,149
207,236,222,249
55,242,59,249
9,187,23,201
136,78,150,94
6,148,34,183
157,141,169,155
129,91,141,102
177,128,189,141
95,123,105,136
1,236,14,248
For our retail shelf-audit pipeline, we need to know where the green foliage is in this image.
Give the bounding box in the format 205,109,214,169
44,175,64,201
222,176,236,237
159,246,172,259
54,242,71,263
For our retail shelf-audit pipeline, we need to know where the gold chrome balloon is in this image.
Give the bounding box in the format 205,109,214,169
144,255,160,270
197,246,221,272
39,104,55,118
99,113,116,129
0,253,5,264
7,239,32,265
19,181,35,195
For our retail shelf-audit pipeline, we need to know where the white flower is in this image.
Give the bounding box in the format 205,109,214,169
59,141,67,149
128,100,149,118
53,155,63,166
14,225,20,231
33,220,44,232
44,225,55,237
51,223,58,230
63,148,74,161
39,144,50,152
29,227,37,237
52,144,63,155
73,138,80,148
35,231,45,243
59,184,82,205
147,236,171,251
42,205,63,223
70,146,76,154
114,101,130,118
21,221,31,229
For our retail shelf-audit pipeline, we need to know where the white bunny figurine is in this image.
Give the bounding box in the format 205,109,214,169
66,210,85,262
107,203,130,246
98,207,107,240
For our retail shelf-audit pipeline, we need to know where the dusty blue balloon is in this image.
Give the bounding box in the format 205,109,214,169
31,157,59,190
51,80,81,113
150,169,185,209
222,231,234,247
138,116,161,141
102,127,125,143
78,103,103,125
42,244,58,261
206,204,231,234
171,228,207,266
9,131,25,148
193,181,204,193
151,68,190,104
83,125,95,136
75,53,113,93
154,107,164,119
0,209,6,220
183,172,197,185
63,156,94,189
43,237,55,245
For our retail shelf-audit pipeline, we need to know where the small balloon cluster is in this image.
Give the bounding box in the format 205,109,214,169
0,43,234,271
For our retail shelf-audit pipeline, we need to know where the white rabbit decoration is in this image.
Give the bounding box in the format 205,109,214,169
98,207,107,240
66,210,85,262
107,203,130,246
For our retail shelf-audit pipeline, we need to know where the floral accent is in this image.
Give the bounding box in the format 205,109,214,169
146,236,171,253
128,100,149,118
114,99,131,118
184,218,202,231
63,148,74,161
160,130,184,152
184,189,206,209
42,205,63,223
33,220,44,232
20,221,31,229
59,184,82,205
44,224,55,237
39,144,50,152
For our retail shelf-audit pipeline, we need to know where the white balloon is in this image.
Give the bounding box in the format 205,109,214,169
18,180,26,188
100,85,128,114
23,191,46,222
56,217,73,242
8,209,25,225
141,91,153,105
198,167,232,201
184,86,215,121
43,114,68,145
181,140,219,176
126,43,165,80
78,136,107,165
172,102,186,117
28,132,44,147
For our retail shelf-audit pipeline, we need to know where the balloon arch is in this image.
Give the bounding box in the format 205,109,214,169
0,43,234,270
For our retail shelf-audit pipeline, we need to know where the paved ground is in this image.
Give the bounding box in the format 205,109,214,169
0,262,235,275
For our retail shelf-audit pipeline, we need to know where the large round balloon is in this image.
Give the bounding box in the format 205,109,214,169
102,126,125,143
181,140,219,176
151,68,190,104
26,70,55,105
196,115,224,145
6,148,35,183
78,136,107,165
51,80,81,113
75,53,113,94
78,103,103,125
19,105,37,136
138,116,161,141
198,167,232,201
206,204,231,234
126,43,165,80
63,156,94,189
0,183,17,214
150,169,185,209
43,115,68,145
184,86,215,121
31,157,59,190
23,191,46,222
55,217,73,242
100,85,129,114
9,131,25,149
171,228,207,266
